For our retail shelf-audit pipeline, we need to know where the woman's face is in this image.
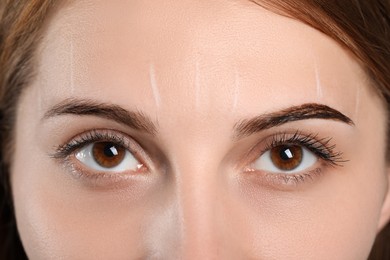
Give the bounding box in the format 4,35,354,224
10,0,390,259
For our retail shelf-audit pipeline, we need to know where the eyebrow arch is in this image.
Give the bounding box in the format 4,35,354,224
233,103,354,139
43,98,158,135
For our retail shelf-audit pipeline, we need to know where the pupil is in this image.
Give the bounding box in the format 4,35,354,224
279,147,294,161
103,144,118,157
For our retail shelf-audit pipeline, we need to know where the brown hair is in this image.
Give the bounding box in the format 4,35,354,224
0,1,57,258
0,0,389,259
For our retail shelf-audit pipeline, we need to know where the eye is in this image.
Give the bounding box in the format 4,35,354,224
254,144,317,173
75,142,144,172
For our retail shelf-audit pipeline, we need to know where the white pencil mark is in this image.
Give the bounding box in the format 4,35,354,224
354,84,361,124
37,87,43,114
149,63,161,108
314,64,323,100
232,69,240,112
70,40,75,94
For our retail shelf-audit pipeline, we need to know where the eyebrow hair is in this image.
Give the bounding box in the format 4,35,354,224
43,98,158,135
233,103,354,139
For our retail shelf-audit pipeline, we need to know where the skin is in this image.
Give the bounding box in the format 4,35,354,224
10,0,390,259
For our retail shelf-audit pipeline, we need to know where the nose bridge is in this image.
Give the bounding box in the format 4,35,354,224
172,148,222,258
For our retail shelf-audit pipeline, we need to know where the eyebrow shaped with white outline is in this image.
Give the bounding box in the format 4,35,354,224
42,98,158,135
233,103,354,139
43,99,354,139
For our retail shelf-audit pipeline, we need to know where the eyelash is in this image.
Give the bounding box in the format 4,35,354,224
265,131,344,166
52,129,345,188
245,131,345,187
51,129,147,180
53,130,130,159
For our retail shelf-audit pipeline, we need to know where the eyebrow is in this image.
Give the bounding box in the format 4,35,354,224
43,98,158,135
233,103,354,139
43,100,353,139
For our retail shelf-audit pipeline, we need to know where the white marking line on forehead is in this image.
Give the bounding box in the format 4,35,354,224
37,85,43,115
354,84,362,124
149,63,161,108
70,40,75,95
314,63,323,100
195,60,201,109
232,68,240,112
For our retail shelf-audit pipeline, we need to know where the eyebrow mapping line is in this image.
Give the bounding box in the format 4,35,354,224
353,84,362,124
232,68,240,112
314,64,323,100
70,40,75,95
233,103,354,139
42,98,158,135
149,63,161,108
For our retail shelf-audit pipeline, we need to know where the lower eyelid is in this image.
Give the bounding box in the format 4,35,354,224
242,164,325,191
266,167,322,186
59,154,149,189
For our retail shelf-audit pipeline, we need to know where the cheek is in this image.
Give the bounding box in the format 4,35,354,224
234,160,386,259
10,137,386,260
10,132,169,259
11,158,143,259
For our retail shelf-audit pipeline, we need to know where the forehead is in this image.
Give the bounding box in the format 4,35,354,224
35,0,366,120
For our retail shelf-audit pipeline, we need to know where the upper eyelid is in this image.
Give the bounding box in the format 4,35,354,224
266,133,330,153
266,132,330,150
52,129,137,159
247,131,343,164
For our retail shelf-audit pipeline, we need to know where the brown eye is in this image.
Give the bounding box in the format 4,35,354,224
75,142,142,172
270,145,303,171
92,142,126,168
254,144,317,173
